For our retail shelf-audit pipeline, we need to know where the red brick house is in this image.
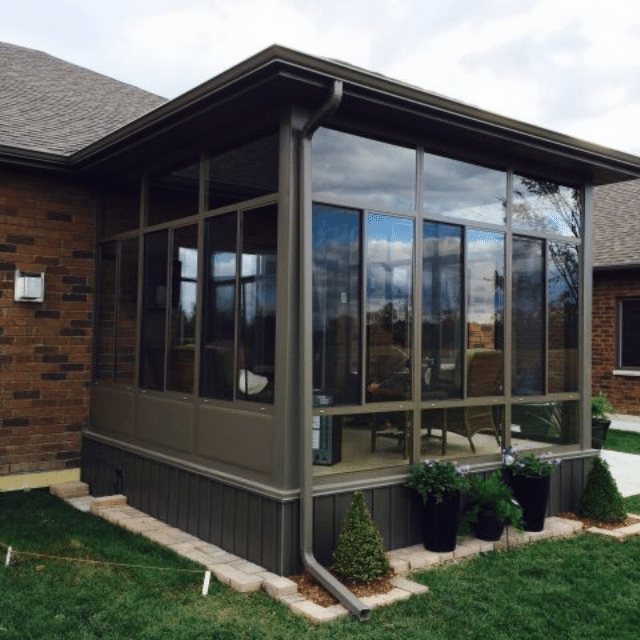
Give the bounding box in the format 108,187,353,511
593,180,640,413
0,42,165,488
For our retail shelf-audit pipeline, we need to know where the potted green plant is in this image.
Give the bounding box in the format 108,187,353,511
463,470,523,541
503,447,560,532
405,460,470,552
591,393,614,449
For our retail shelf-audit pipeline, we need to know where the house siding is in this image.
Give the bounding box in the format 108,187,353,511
0,168,95,476
592,268,640,414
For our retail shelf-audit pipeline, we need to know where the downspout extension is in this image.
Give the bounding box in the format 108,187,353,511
299,80,371,622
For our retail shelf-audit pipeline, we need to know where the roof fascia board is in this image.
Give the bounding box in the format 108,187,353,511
0,144,71,173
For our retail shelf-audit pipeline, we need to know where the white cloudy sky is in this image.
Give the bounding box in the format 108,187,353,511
4,0,640,154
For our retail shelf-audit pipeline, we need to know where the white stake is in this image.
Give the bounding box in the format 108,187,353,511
5,547,12,567
202,570,211,596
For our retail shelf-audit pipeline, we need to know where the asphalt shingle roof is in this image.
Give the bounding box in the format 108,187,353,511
594,180,640,268
0,42,166,156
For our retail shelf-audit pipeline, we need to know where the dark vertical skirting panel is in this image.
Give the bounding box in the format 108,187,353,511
209,482,223,544
234,491,249,560
313,495,336,566
177,470,189,531
372,487,391,548
247,493,263,565
261,499,278,573
197,476,211,541
221,485,236,551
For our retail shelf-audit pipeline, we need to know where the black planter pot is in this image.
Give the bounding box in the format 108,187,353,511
592,418,611,449
507,473,550,532
423,490,461,552
474,509,506,541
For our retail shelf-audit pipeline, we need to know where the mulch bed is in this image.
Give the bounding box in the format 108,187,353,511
289,569,395,608
556,512,640,530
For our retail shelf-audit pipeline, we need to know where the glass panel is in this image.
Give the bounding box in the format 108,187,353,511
621,300,640,368
366,214,413,402
512,176,581,237
548,243,579,391
423,153,506,225
140,230,169,390
312,204,361,406
422,222,462,399
200,213,237,399
207,134,279,211
467,230,504,397
312,411,411,475
512,236,545,395
148,161,200,226
237,205,277,403
95,243,117,380
421,406,503,459
511,401,579,447
312,128,416,211
101,183,140,237
167,225,198,393
114,238,139,384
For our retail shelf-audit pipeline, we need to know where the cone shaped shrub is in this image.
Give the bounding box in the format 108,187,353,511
332,490,390,584
577,456,627,522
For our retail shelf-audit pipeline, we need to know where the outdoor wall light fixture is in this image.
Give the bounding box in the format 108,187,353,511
14,269,45,303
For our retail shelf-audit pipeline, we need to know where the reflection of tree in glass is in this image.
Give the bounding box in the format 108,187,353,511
513,177,580,237
549,244,578,307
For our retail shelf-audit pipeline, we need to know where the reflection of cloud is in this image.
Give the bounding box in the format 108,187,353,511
313,128,416,210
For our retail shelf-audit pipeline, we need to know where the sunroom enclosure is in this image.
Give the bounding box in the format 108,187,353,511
84,48,611,575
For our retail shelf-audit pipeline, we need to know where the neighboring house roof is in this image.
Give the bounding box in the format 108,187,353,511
594,180,640,269
0,41,166,156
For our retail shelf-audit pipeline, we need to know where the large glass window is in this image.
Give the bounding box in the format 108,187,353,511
207,134,279,210
548,243,579,392
423,153,506,225
512,236,545,395
366,214,414,403
139,230,169,390
95,239,140,384
467,230,504,397
238,205,278,403
101,183,140,237
115,238,139,384
200,205,277,403
312,204,361,406
422,222,463,399
148,161,200,227
619,299,640,369
512,175,581,237
201,213,237,400
312,128,416,211
167,225,198,393
95,243,117,380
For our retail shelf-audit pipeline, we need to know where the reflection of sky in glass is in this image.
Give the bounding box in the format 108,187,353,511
366,214,414,314
548,243,578,306
513,176,581,237
313,128,416,210
424,153,506,225
467,230,504,325
179,247,198,278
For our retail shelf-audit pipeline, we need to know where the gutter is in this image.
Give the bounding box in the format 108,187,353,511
298,80,371,622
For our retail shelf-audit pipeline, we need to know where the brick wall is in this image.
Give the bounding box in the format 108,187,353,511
0,167,96,475
592,268,640,414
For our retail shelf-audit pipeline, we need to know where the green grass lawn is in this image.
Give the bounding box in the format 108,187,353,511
3,489,640,639
604,428,640,455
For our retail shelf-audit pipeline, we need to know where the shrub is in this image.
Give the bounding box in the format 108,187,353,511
577,456,627,522
332,491,390,584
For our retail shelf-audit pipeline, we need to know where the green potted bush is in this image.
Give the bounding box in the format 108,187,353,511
591,393,614,449
503,447,560,531
463,470,523,541
405,460,470,552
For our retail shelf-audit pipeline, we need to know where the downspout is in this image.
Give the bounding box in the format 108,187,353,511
298,80,371,622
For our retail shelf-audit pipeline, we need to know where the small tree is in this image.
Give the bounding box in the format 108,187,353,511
577,456,627,522
332,491,390,584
